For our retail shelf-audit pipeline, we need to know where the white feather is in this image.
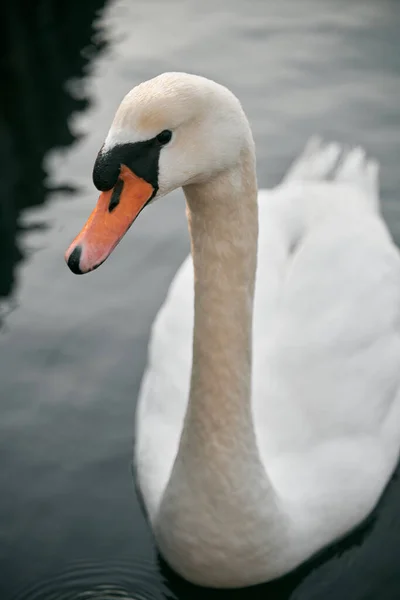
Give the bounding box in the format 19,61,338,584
136,139,400,586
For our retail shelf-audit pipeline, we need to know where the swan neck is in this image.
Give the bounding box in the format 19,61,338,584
154,145,286,583
183,145,259,455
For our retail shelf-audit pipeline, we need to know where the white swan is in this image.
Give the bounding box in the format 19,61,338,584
65,72,400,589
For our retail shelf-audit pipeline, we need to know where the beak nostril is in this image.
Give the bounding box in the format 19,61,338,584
67,246,83,274
109,178,124,213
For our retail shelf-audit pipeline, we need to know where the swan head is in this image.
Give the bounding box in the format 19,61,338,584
65,72,252,274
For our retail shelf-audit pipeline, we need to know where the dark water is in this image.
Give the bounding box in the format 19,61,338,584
1,1,400,598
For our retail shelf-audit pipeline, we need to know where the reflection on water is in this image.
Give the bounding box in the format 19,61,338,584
1,0,400,599
0,0,107,305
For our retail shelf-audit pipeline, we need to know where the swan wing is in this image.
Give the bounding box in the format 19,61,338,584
253,143,400,540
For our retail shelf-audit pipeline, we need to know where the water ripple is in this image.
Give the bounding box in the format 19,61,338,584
10,557,166,600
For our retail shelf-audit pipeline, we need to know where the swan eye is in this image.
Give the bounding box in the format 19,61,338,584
156,130,172,145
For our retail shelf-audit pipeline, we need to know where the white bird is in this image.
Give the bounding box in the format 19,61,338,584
65,72,400,589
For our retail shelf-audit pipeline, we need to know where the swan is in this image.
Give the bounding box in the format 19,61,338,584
65,72,400,589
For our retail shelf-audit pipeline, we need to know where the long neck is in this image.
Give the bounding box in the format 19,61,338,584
156,145,285,584
155,143,289,586
182,147,259,465
163,143,274,496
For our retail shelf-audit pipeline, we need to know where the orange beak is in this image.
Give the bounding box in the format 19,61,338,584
65,165,155,274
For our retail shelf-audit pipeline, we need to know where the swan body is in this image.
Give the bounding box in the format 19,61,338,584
137,158,400,587
65,73,400,589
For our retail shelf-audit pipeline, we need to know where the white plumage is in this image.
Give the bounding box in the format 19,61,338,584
136,137,400,587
